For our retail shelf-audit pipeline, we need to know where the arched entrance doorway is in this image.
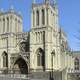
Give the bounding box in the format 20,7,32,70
14,57,28,74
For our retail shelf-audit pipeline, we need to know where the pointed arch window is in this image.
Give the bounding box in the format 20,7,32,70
3,51,8,67
3,18,5,33
7,17,9,32
37,48,45,67
42,9,45,25
36,10,39,26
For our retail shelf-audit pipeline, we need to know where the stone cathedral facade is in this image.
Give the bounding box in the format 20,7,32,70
0,0,75,80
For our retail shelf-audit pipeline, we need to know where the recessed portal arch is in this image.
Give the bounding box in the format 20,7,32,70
14,57,28,74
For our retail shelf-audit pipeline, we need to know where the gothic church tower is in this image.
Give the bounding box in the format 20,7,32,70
30,0,61,71
0,7,23,34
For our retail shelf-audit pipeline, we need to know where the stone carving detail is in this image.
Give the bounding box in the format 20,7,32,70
19,40,29,53
20,42,27,52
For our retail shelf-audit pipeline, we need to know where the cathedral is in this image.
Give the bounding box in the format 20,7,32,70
0,0,77,80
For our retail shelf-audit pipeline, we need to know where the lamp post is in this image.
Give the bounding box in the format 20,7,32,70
51,50,55,80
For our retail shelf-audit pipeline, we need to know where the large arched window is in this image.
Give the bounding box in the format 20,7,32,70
36,48,45,67
42,9,45,25
3,51,8,67
36,10,39,26
74,58,79,70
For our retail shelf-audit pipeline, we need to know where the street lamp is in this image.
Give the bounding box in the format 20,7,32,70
51,50,55,80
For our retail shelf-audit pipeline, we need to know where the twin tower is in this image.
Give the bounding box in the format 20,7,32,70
30,0,65,71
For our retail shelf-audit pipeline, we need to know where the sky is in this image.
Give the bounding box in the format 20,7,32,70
0,0,80,51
